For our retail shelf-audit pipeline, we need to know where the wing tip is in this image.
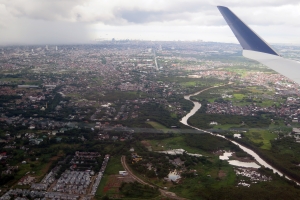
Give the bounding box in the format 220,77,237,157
217,5,279,56
217,6,229,10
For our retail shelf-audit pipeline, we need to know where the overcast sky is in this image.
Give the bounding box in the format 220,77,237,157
1,0,300,45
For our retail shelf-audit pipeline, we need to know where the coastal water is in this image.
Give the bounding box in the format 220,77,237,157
180,87,298,184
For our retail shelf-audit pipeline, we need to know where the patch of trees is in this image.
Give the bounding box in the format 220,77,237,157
128,143,175,179
138,102,181,128
167,94,194,111
189,183,300,200
185,133,244,153
0,174,14,186
0,95,21,103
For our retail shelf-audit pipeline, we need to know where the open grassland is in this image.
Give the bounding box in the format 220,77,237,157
146,121,168,133
105,156,124,175
181,81,197,87
233,93,245,100
8,153,62,188
159,76,226,88
213,124,243,130
95,175,109,197
95,156,124,198
0,78,24,82
145,135,209,156
245,129,277,150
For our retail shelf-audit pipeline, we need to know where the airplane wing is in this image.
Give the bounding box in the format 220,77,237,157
217,6,300,85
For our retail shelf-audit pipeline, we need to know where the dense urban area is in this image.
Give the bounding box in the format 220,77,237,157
2,40,300,199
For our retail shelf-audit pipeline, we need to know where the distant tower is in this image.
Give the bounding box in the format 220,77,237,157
56,46,58,51
159,45,162,51
45,45,48,50
31,49,34,53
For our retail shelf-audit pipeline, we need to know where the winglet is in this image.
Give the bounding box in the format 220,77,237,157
217,6,279,56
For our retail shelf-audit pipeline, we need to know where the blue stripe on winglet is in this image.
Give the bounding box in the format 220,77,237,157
217,6,278,56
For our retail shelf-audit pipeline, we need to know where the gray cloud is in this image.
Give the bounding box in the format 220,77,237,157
2,0,300,24
0,19,91,45
0,0,300,44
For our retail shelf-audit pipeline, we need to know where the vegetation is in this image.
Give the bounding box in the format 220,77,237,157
244,129,277,150
119,182,159,199
175,183,300,200
189,113,271,129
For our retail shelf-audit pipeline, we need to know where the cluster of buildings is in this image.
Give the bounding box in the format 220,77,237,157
206,96,300,123
31,166,61,191
2,41,300,196
0,42,248,132
1,152,109,199
206,102,276,116
53,171,91,194
91,155,110,195
0,189,45,200
189,70,235,80
235,168,272,187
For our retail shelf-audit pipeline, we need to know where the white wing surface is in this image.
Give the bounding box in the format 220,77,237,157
218,6,300,84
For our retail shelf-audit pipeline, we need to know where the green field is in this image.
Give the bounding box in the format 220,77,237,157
257,100,280,107
95,175,109,197
145,136,208,155
4,151,62,188
233,94,245,100
95,156,124,197
181,81,197,87
0,78,23,82
213,124,243,130
245,129,277,150
105,156,124,175
146,121,169,133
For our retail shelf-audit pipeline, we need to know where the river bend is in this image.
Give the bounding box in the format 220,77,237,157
180,86,299,184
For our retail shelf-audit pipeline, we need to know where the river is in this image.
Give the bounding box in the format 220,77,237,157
180,86,299,184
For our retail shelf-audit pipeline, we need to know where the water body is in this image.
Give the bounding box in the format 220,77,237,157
219,152,233,160
180,87,299,184
228,160,261,169
168,171,181,181
219,151,260,168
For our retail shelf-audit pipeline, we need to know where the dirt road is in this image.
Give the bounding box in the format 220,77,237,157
121,156,187,200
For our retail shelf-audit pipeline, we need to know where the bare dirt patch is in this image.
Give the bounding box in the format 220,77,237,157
218,170,226,178
141,140,151,147
231,153,255,162
141,140,153,151
102,175,134,198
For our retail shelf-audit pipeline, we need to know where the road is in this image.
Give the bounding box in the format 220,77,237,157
121,156,187,200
